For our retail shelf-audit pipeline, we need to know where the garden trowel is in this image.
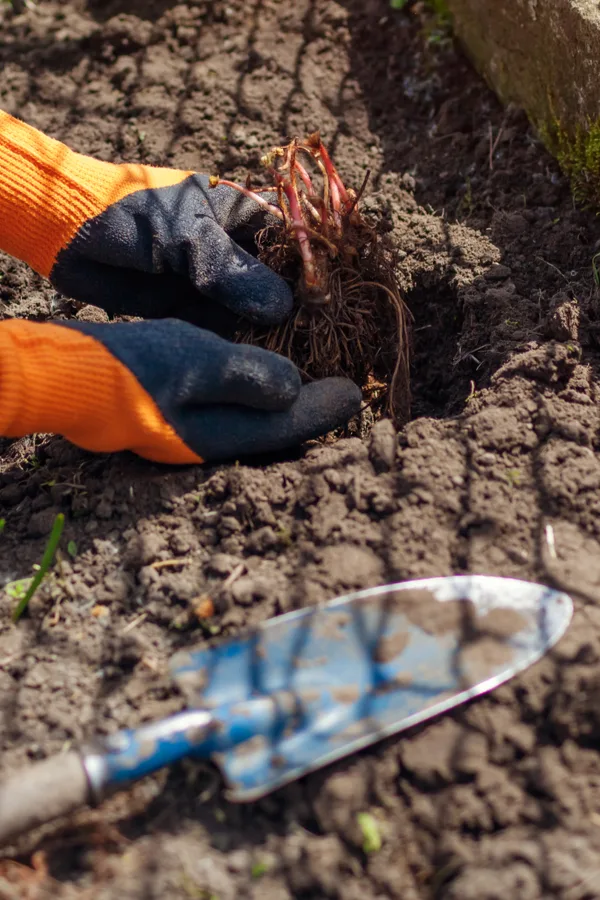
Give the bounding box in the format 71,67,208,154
0,575,572,845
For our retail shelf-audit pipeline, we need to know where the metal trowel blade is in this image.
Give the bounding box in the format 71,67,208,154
170,575,572,800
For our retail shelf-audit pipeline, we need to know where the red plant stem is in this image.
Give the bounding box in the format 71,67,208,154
210,179,284,220
281,142,314,195
275,179,289,229
288,140,300,199
316,141,351,206
294,160,315,195
301,143,342,231
329,177,342,231
279,176,319,291
306,154,330,219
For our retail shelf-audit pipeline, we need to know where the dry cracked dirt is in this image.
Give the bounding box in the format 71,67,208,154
1,1,600,898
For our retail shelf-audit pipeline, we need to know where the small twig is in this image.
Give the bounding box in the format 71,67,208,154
121,612,148,634
488,122,504,171
545,523,557,560
534,256,570,283
149,558,191,570
540,520,600,606
453,343,491,367
45,593,64,627
223,562,246,588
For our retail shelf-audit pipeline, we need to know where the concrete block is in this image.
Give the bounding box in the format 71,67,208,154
445,0,600,137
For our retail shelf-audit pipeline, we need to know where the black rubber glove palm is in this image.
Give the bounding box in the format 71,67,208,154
0,317,361,464
65,318,362,461
51,176,291,326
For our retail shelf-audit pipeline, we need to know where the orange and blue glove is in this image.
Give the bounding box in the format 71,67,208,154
0,111,361,463
0,318,360,463
0,108,290,323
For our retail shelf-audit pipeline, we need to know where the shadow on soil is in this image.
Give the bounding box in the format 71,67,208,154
2,1,600,897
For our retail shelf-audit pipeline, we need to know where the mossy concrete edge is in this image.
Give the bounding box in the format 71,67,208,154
445,0,600,205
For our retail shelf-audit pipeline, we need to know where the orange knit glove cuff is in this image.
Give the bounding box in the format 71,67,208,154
0,319,201,464
0,110,191,277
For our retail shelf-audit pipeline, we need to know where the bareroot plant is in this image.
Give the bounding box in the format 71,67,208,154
210,133,411,423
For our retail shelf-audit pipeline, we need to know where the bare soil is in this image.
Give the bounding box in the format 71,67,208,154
1,1,600,898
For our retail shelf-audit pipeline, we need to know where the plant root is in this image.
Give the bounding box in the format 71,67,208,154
210,133,411,424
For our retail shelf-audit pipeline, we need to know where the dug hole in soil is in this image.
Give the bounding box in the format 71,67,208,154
1,1,600,898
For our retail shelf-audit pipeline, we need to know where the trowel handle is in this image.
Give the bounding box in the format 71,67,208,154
0,751,90,846
0,709,216,846
0,699,281,845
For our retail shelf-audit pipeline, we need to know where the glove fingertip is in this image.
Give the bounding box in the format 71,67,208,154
298,378,363,433
233,259,294,325
175,376,362,461
211,239,294,325
220,343,301,411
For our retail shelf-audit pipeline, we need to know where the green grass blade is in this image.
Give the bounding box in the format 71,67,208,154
12,513,65,623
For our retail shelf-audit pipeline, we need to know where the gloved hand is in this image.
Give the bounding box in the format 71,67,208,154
0,109,291,323
0,319,361,464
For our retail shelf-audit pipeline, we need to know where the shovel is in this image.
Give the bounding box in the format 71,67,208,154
0,575,572,845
